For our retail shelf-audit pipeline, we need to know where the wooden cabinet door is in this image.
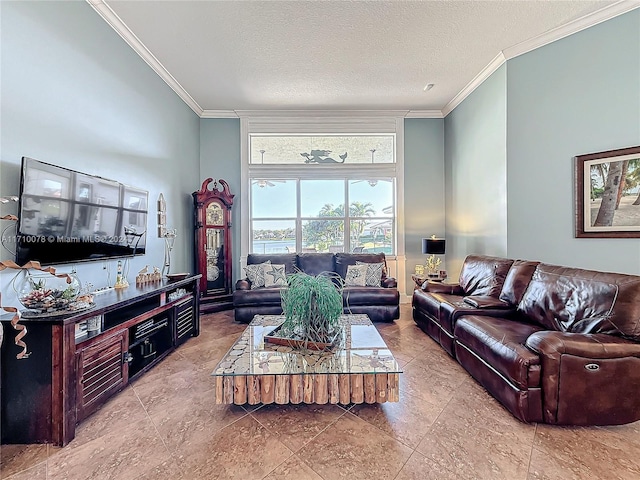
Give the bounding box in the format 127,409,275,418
75,329,128,422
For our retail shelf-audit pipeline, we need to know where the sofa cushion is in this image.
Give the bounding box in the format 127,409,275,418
345,264,368,286
335,253,386,279
412,290,454,325
343,286,399,307
244,261,271,289
356,261,384,286
458,255,514,297
455,315,544,389
499,260,540,305
247,253,298,274
263,264,287,287
517,264,622,334
518,264,640,339
297,253,335,276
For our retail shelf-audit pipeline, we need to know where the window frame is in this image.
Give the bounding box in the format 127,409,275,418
240,112,406,286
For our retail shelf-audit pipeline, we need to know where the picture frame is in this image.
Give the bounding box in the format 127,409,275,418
575,145,640,238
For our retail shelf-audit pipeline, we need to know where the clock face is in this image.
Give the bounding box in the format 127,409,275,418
206,202,224,226
207,265,220,281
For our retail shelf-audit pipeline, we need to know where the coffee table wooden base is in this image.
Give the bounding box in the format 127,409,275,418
215,372,400,405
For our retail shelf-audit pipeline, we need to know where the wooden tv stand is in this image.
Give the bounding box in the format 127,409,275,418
0,275,201,446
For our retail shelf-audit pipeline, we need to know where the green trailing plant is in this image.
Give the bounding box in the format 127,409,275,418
280,271,344,347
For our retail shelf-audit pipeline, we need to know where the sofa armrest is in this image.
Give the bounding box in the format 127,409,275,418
235,279,251,291
462,295,512,309
423,282,464,295
526,331,640,425
526,331,640,359
381,277,397,288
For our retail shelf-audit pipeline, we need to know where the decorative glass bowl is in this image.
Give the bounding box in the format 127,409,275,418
14,271,82,314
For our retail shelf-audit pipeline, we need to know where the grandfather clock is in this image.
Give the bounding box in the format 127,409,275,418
193,178,234,312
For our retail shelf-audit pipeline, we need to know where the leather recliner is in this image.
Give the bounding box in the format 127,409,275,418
413,255,640,426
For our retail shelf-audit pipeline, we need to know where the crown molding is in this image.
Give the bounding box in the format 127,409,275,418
503,0,640,60
201,110,240,119
405,110,444,119
442,52,506,117
86,0,204,117
234,109,410,118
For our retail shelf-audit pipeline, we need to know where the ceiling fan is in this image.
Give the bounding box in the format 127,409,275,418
252,179,286,188
352,179,392,187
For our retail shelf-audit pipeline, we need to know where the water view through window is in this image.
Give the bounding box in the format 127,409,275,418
251,179,394,254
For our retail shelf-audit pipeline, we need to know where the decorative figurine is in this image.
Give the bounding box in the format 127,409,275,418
114,260,129,289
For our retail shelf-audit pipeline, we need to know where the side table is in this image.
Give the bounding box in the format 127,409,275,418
411,273,447,289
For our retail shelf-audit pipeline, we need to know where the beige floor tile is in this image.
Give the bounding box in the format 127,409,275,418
416,408,531,480
394,451,460,480
399,359,466,406
350,390,444,448
199,316,246,337
174,415,292,480
263,455,324,480
250,403,347,452
47,417,168,480
149,389,247,452
131,362,215,415
2,461,47,480
72,385,148,446
129,348,200,387
178,333,241,366
531,424,640,480
299,412,413,480
444,378,536,444
594,420,640,449
0,445,48,479
381,331,434,360
136,456,187,480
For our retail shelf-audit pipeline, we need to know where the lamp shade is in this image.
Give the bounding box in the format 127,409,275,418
422,238,446,255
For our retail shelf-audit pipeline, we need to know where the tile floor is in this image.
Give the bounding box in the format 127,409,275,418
2,304,640,479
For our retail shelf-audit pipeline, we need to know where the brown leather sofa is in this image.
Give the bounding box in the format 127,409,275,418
234,252,400,323
412,254,640,426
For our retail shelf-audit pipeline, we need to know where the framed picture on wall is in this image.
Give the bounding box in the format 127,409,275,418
575,145,640,238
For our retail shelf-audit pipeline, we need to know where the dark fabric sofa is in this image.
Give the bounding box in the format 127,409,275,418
234,252,400,323
412,254,640,426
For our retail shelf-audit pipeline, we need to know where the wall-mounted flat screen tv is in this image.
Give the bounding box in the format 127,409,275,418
16,157,148,266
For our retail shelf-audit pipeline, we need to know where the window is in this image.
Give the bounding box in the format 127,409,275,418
250,178,394,254
250,135,394,164
241,114,404,259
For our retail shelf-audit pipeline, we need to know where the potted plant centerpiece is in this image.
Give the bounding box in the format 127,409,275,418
274,271,344,350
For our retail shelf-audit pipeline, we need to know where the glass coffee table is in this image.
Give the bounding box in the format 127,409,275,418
211,314,401,405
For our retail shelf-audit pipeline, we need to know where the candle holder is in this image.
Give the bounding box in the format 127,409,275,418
162,228,177,277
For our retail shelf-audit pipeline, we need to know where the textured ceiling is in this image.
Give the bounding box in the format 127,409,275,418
97,0,629,115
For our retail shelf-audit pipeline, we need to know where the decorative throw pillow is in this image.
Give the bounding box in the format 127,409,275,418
345,264,368,287
356,261,384,287
244,261,271,289
263,264,288,288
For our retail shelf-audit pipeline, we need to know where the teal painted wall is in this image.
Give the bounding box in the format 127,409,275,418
199,119,241,283
507,10,640,273
444,65,508,278
0,1,200,300
404,118,445,294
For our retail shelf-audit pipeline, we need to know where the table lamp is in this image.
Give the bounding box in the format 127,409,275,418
422,235,446,277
